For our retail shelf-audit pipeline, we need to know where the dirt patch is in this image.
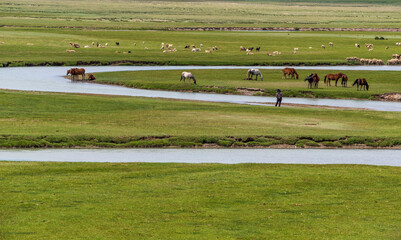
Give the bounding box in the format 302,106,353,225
236,87,265,96
251,102,370,111
373,93,401,101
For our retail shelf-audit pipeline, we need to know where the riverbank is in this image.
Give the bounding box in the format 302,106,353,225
1,135,401,149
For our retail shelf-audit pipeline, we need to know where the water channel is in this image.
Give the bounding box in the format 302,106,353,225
1,149,400,167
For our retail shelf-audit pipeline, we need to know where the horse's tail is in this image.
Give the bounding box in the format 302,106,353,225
324,75,327,83
352,79,358,86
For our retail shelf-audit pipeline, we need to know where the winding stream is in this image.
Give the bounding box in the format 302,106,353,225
0,66,400,111
0,149,400,167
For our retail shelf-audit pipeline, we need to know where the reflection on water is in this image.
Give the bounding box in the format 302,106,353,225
0,149,400,166
0,66,400,111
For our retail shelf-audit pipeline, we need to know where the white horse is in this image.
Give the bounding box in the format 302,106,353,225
247,69,263,81
180,72,196,84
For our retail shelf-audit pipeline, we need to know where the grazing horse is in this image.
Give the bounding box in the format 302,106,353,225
282,68,299,79
341,74,348,87
87,74,96,81
247,69,263,81
304,73,320,88
180,72,196,84
67,68,85,80
353,78,369,91
324,73,344,87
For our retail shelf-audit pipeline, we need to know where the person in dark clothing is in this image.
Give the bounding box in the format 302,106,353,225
275,89,283,107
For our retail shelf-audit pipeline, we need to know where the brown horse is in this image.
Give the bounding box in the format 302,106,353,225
67,68,85,80
304,73,320,88
88,73,96,81
341,74,348,87
353,78,369,91
282,68,299,79
324,72,343,87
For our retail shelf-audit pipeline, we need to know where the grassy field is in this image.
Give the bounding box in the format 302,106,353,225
93,69,401,100
1,162,400,239
2,28,401,66
0,89,400,148
2,0,401,30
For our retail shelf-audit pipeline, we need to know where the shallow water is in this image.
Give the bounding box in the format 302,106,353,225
0,149,400,167
0,66,400,111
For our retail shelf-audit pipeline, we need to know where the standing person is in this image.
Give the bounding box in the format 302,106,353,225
275,89,283,107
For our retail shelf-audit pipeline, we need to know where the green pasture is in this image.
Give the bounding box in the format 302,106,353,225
93,69,401,100
0,89,400,146
2,0,401,30
1,162,400,239
2,28,401,66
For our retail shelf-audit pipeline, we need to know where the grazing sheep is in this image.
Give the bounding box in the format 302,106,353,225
66,49,76,53
134,43,136,46
329,42,333,47
92,42,95,46
368,48,374,51
309,47,313,49
355,43,360,48
115,51,121,53
292,51,297,54
105,43,108,46
205,50,211,53
84,45,90,48
192,48,201,52
240,46,246,51
386,46,389,50
294,48,298,51
346,57,360,62
212,46,218,51
321,45,325,49
247,52,254,55
200,44,203,47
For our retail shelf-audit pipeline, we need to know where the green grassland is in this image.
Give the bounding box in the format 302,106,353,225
2,0,401,30
93,69,401,100
2,28,401,66
1,162,400,239
0,89,400,148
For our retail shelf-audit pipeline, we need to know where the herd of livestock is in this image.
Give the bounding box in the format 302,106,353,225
67,67,369,91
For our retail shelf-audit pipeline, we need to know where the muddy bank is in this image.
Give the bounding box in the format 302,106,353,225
373,93,401,101
169,27,401,32
1,135,400,149
1,60,359,68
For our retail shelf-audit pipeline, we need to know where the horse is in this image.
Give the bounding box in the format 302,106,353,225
87,73,96,81
304,73,320,89
67,68,85,80
353,78,369,91
324,73,344,87
282,68,298,79
246,69,263,81
341,74,348,87
180,72,196,84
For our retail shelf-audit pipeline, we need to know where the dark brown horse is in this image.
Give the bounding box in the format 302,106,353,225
67,68,85,80
88,73,96,81
304,73,320,88
324,72,344,86
282,68,299,79
353,78,369,91
341,74,348,87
